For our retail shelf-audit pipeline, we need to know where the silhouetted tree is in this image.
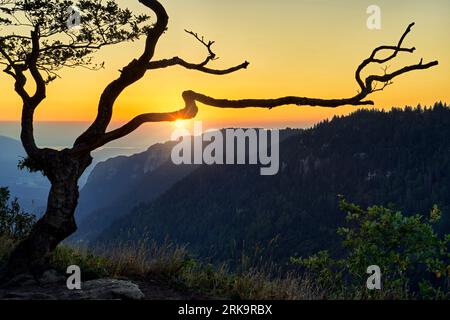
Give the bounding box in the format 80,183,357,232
0,0,438,280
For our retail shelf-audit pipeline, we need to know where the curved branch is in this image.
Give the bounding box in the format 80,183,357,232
75,0,169,146
28,26,46,104
74,22,438,154
182,23,438,111
355,22,416,91
148,57,249,75
182,91,375,109
365,59,438,91
74,0,248,150
70,91,198,154
19,26,47,160
180,59,438,111
148,29,249,74
184,30,217,63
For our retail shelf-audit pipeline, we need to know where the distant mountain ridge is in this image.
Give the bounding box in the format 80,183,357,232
73,140,199,241
74,128,301,242
0,136,49,214
96,104,450,265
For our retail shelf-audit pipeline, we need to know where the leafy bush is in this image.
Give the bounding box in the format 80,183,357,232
0,187,36,240
292,197,450,299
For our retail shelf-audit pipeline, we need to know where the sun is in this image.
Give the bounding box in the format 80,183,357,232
174,119,186,129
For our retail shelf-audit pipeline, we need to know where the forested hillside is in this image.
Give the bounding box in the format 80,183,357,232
97,104,450,265
73,141,198,241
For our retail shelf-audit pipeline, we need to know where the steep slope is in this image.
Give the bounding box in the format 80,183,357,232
97,104,450,264
74,141,198,241
74,128,301,242
77,142,176,219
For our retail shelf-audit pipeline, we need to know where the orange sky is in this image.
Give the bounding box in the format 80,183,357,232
1,0,449,130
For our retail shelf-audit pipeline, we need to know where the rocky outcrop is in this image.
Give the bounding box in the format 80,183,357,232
0,270,144,300
66,279,144,300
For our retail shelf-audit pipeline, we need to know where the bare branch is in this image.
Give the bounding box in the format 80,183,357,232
19,25,46,161
148,57,249,75
180,23,438,111
28,26,46,104
181,91,375,110
365,59,438,92
148,29,249,74
74,0,170,147
75,22,438,154
184,29,217,66
72,92,199,154
355,22,416,91
74,0,247,150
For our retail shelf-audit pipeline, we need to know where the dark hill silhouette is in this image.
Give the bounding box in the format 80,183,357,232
74,129,301,242
96,103,450,265
73,141,198,242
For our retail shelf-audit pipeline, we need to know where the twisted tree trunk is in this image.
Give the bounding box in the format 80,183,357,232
0,152,92,282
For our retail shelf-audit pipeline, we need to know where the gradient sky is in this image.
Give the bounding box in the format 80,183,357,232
1,0,449,130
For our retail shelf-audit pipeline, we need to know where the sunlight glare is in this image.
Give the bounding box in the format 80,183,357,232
174,119,186,129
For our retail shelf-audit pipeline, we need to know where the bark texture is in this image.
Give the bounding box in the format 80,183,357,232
1,153,92,281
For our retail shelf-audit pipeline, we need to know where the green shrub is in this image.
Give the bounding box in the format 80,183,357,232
292,198,450,299
0,187,36,240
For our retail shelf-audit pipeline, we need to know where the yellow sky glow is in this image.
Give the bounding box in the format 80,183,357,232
1,0,449,129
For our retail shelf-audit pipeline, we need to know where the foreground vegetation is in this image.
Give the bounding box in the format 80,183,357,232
292,197,449,299
1,187,449,299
